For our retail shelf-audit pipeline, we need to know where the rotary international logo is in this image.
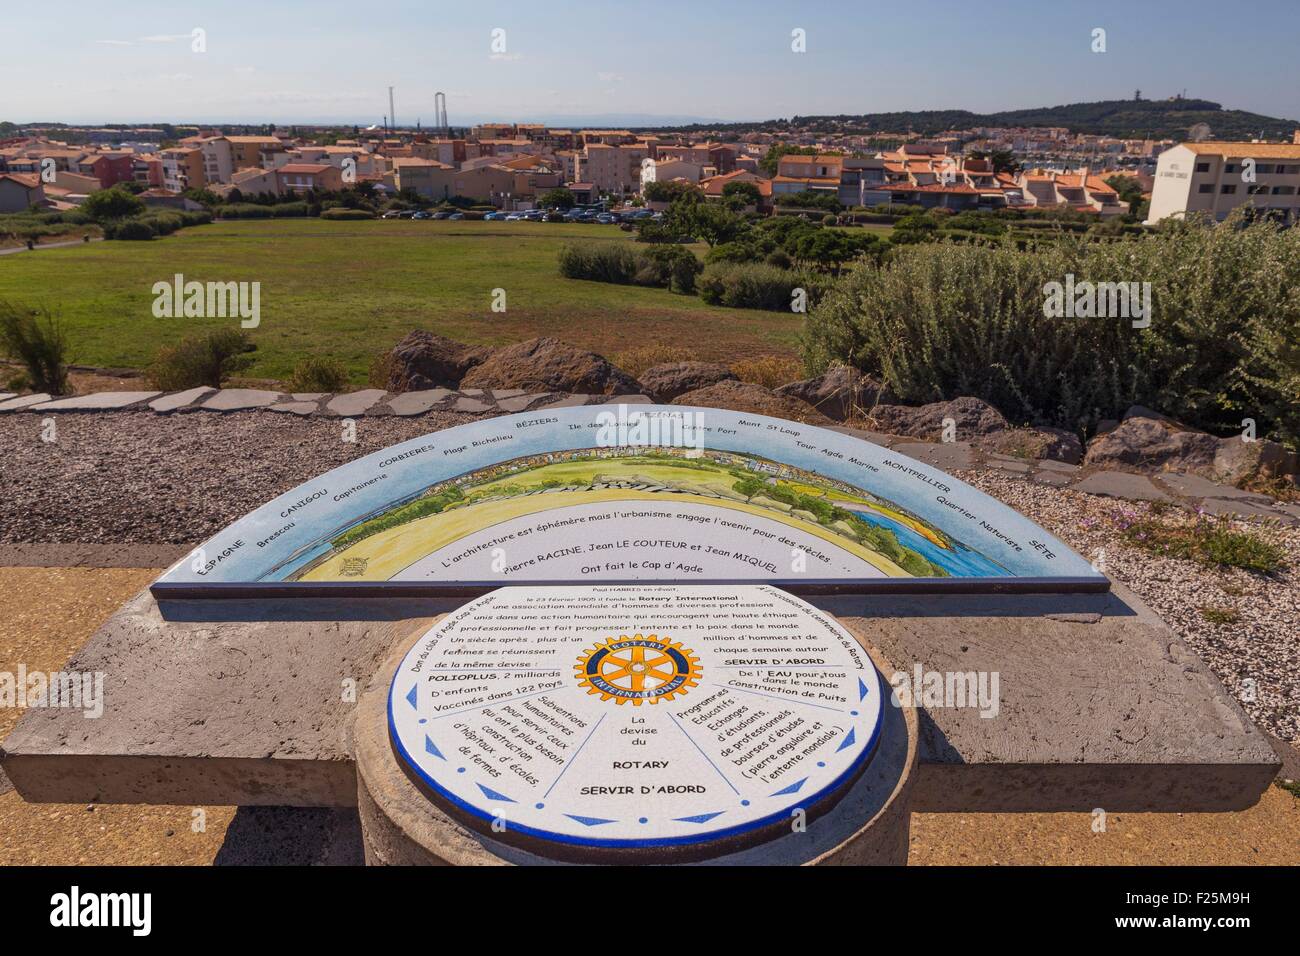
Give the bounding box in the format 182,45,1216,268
575,634,701,706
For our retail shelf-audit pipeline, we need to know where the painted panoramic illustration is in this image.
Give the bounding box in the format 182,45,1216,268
284,447,1010,583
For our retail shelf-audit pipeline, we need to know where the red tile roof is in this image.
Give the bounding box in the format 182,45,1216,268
0,172,41,189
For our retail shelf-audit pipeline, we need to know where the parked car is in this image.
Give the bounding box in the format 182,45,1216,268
448,212,464,220
432,211,450,220
544,211,568,222
381,210,403,219
412,211,431,220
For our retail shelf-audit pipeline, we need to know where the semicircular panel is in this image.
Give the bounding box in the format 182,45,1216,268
152,404,1106,596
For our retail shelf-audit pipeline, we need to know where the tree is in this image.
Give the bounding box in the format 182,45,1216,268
81,186,146,221
183,187,222,208
969,148,1019,175
642,180,697,204
773,189,841,213
792,230,879,275
539,187,576,210
721,181,762,207
681,200,749,247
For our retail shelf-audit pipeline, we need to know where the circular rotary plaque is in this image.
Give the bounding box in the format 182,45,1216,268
388,584,885,860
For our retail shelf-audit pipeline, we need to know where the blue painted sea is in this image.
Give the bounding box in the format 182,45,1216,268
848,508,1011,577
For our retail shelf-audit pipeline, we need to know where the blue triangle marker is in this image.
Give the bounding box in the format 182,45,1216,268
405,684,418,709
674,811,725,824
423,735,445,760
564,814,616,827
858,677,870,701
770,776,807,796
836,727,857,752
476,783,516,803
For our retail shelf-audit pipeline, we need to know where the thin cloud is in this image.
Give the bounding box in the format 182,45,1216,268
94,32,197,47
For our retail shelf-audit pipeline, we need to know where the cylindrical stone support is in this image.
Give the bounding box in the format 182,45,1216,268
355,620,917,866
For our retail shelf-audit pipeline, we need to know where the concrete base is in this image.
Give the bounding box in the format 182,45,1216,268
824,582,1279,811
1,582,1278,815
354,629,918,865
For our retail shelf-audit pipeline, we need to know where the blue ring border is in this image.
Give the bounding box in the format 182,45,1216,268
386,627,887,851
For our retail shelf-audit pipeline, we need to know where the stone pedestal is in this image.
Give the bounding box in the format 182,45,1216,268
354,620,918,866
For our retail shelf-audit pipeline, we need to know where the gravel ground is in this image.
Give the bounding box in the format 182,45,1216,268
0,410,1295,741
0,410,480,545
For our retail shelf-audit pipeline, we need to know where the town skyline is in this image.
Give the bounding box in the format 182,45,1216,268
6,0,1299,126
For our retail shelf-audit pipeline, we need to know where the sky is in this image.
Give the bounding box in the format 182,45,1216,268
4,0,1298,127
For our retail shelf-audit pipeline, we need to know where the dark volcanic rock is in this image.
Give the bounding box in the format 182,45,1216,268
672,380,832,425
866,396,1009,441
1084,407,1220,474
638,361,737,403
384,331,491,392
1084,405,1299,482
984,426,1085,465
459,337,641,395
776,365,892,421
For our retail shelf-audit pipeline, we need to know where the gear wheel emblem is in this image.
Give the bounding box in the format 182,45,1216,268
575,634,702,706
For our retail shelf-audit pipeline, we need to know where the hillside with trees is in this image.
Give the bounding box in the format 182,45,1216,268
654,96,1299,141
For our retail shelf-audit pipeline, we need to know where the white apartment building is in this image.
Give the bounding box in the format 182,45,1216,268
1146,141,1300,224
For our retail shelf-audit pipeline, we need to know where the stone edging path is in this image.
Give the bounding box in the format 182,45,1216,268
2,385,1296,526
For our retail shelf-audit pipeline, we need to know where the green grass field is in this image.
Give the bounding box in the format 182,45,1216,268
0,219,804,384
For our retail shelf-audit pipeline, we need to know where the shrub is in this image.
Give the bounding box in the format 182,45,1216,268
634,244,701,293
367,349,395,389
731,355,803,389
558,241,702,293
0,302,70,395
698,262,829,311
216,203,275,219
1119,511,1286,574
148,329,256,390
287,356,350,392
105,219,156,240
802,211,1300,445
271,201,311,218
140,213,186,236
319,207,374,220
558,242,640,284
614,345,695,377
706,241,762,265
81,186,146,221
773,190,841,213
